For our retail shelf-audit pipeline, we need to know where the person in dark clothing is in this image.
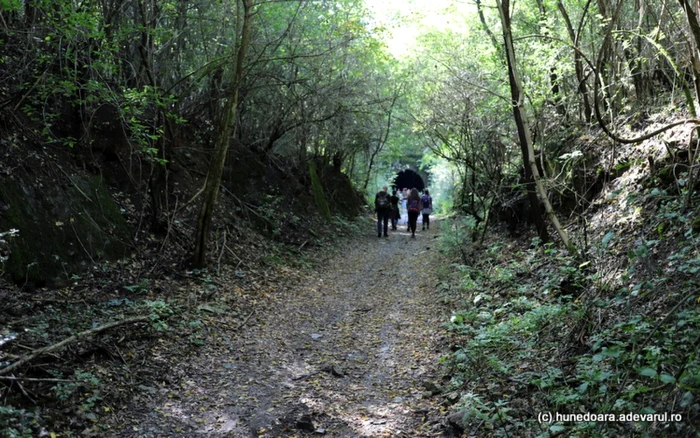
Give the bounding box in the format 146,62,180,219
390,190,400,230
374,186,391,238
421,189,433,230
406,188,423,238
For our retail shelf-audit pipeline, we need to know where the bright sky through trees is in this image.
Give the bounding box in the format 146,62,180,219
364,0,475,57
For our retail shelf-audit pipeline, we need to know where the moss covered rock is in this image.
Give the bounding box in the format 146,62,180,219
0,174,131,286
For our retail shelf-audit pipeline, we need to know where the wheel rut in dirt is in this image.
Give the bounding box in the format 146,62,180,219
115,221,447,437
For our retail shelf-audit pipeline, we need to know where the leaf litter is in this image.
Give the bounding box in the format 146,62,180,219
106,222,450,437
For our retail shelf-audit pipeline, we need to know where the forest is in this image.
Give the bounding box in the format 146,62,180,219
0,0,699,436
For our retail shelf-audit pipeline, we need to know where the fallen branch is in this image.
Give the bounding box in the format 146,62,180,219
28,297,87,305
217,229,227,275
15,379,36,404
0,376,77,383
0,316,150,376
237,310,256,330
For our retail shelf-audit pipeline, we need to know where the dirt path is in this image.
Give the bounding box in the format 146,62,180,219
114,221,448,437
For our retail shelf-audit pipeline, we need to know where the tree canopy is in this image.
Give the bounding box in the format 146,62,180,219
2,0,700,435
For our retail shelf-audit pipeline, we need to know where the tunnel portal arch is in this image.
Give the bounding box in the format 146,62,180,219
393,169,425,192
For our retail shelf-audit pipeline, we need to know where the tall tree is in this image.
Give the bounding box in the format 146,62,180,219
192,0,253,268
362,84,401,193
557,0,593,122
495,0,575,253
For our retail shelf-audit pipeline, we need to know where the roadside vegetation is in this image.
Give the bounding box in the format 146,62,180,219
436,149,700,436
1,0,700,436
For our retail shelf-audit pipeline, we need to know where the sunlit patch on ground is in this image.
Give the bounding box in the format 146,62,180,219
105,222,446,437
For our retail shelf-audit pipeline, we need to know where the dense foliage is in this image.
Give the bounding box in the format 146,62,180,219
1,0,700,436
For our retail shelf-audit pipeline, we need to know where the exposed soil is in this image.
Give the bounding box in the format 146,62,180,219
107,221,448,437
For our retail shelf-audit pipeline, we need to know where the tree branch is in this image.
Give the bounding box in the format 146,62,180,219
0,316,150,376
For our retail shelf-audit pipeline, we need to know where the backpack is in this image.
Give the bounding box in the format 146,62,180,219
421,194,432,209
408,198,420,212
377,193,390,210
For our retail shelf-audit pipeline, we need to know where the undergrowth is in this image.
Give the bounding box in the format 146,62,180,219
0,211,366,436
437,198,700,437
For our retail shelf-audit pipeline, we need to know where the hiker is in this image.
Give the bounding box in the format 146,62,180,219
421,189,433,230
374,186,392,238
390,189,401,230
401,188,409,229
406,188,423,238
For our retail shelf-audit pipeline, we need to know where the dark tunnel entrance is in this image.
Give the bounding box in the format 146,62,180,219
393,169,425,192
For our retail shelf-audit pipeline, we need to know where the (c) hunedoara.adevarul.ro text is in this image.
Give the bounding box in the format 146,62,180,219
537,412,683,424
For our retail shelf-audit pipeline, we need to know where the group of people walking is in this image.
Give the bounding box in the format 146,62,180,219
374,187,433,238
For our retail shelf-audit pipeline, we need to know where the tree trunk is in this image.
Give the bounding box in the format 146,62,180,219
678,0,700,110
534,0,567,118
678,0,700,209
192,0,253,268
557,0,593,122
475,0,501,58
149,109,170,234
495,0,577,255
361,89,400,193
494,0,548,243
624,47,647,103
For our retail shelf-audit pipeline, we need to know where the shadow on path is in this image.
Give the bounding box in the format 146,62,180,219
113,220,447,437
